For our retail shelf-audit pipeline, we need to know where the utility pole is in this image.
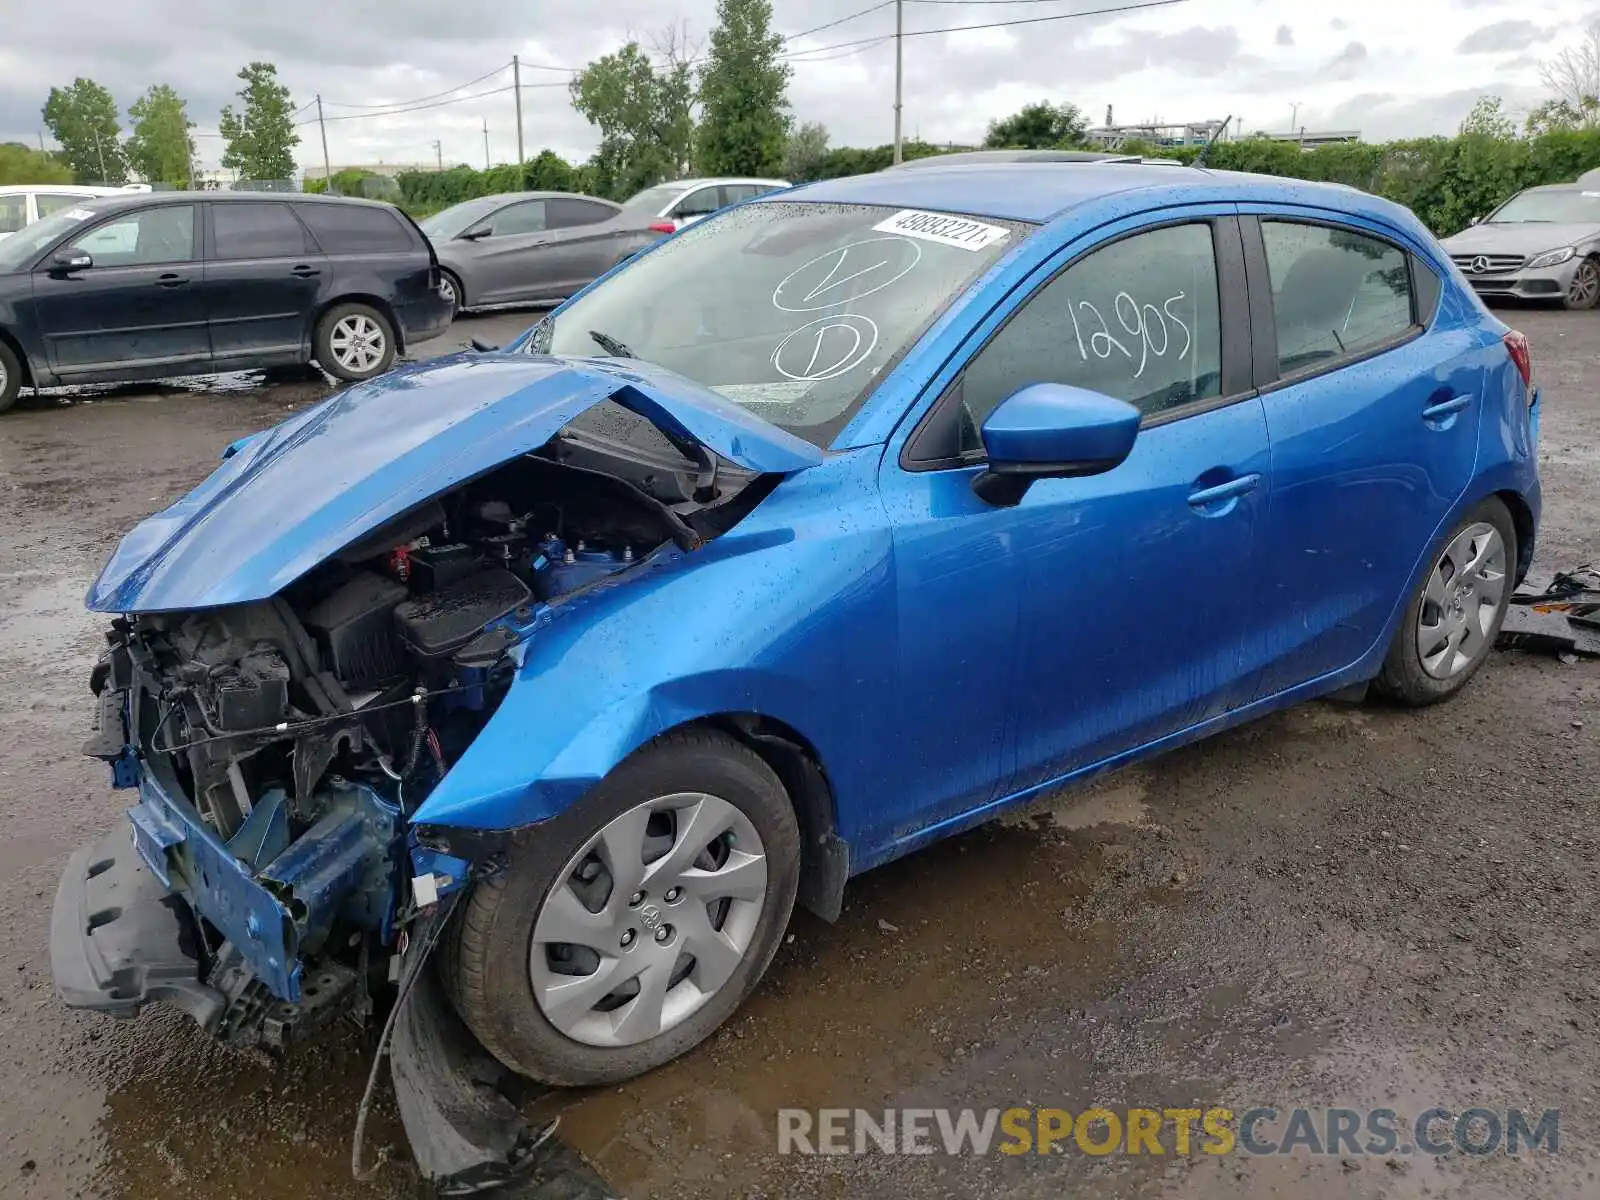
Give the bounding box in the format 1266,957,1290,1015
1289,101,1300,133
37,129,45,153
483,119,490,169
316,94,332,190
892,0,903,164
432,139,443,170
512,55,525,167
93,130,107,182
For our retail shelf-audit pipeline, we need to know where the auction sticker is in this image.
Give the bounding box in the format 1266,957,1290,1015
871,209,1010,251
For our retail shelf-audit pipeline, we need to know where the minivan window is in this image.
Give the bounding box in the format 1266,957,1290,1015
36,193,87,218
1261,221,1413,375
297,202,416,253
213,202,312,259
0,195,24,234
958,221,1222,450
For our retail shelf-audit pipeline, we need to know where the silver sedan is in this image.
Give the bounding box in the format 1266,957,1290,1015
421,191,661,311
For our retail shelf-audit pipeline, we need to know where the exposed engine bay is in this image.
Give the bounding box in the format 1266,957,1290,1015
83,419,769,1050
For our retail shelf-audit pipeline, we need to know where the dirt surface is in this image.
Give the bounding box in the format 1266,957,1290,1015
0,308,1595,1200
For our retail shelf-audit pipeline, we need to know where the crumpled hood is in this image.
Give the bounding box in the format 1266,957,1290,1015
88,352,822,613
1441,221,1600,256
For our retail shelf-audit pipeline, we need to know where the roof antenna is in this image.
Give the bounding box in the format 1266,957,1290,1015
1193,114,1231,168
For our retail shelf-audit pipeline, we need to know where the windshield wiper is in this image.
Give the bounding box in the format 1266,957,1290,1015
588,329,635,358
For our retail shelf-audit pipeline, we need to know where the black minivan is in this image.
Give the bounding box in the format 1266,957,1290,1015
0,191,454,412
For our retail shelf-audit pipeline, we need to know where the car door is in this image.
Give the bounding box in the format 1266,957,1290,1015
532,197,632,297
205,200,329,366
459,198,551,304
883,212,1270,825
29,202,210,381
1238,212,1482,697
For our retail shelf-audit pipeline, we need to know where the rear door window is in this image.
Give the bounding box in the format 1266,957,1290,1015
213,202,313,259
547,198,615,228
0,195,25,234
956,221,1223,451
296,202,417,253
672,187,723,219
1260,221,1415,375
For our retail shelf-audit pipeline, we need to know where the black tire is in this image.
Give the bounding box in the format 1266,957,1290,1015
0,341,21,414
314,302,396,382
1563,257,1600,311
439,269,465,313
444,728,801,1086
1373,497,1517,706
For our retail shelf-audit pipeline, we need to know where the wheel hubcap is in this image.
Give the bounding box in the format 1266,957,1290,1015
1417,521,1506,680
330,315,385,373
440,276,456,305
529,792,769,1048
0,359,8,397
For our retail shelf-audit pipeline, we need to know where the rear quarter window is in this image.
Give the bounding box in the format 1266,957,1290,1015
295,203,419,254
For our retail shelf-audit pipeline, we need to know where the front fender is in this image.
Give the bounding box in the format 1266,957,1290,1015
409,448,896,832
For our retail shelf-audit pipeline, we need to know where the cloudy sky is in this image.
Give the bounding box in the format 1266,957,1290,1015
0,0,1593,176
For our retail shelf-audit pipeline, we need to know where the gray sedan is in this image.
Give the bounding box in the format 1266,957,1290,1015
1440,184,1600,310
420,192,659,311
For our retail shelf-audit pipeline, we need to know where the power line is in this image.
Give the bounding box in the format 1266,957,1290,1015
786,35,895,61
298,84,516,124
784,1,895,41
790,0,1187,54
322,63,510,109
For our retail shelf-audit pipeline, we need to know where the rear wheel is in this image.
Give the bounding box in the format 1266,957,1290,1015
1564,257,1600,311
1373,497,1516,705
445,729,800,1085
0,341,19,414
315,303,396,381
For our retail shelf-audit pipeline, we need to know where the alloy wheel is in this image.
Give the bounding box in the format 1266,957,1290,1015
1416,521,1507,680
1569,261,1599,309
0,358,8,400
329,314,386,374
439,274,457,307
529,792,768,1048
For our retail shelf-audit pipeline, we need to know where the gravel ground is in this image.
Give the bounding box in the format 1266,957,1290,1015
0,307,1594,1200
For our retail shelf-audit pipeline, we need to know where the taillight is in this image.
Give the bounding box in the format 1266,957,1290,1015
1503,330,1533,397
647,221,676,234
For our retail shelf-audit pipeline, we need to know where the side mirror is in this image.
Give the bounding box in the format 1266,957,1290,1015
971,383,1141,507
52,250,93,273
460,227,492,241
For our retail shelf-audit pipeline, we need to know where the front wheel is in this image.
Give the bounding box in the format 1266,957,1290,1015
1373,497,1516,705
1564,257,1600,311
0,341,20,414
444,729,800,1085
315,303,396,381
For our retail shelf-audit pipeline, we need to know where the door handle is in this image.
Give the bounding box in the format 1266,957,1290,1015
290,265,320,278
1422,394,1471,425
155,273,188,288
1187,472,1261,513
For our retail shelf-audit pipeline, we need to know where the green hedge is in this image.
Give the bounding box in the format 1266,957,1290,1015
393,151,600,211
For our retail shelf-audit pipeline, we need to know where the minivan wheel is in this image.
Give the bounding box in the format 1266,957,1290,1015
315,303,396,381
0,341,19,414
1373,497,1516,706
444,729,800,1086
1564,257,1600,311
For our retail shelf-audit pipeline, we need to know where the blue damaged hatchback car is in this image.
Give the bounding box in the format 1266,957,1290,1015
54,165,1539,1103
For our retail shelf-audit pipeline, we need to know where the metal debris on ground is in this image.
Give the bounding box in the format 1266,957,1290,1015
1497,566,1600,658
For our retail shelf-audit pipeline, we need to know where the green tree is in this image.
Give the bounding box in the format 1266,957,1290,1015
0,142,74,185
1459,95,1516,140
42,78,128,183
695,0,792,176
983,101,1088,150
125,84,197,185
218,62,300,181
570,43,694,198
783,120,829,180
